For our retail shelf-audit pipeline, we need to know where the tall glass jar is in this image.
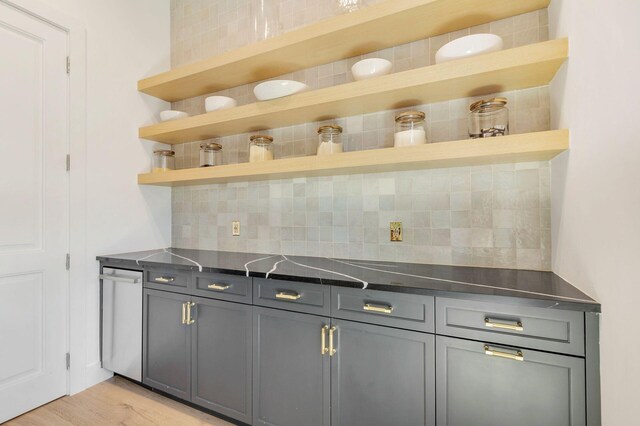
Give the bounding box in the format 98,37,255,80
152,150,175,173
468,97,509,138
200,142,222,167
249,0,281,43
394,110,427,147
333,0,368,13
317,125,343,155
249,135,274,162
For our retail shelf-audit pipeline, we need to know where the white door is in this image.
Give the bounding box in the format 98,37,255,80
0,2,69,422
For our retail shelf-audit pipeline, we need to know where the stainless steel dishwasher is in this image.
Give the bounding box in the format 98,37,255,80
100,267,143,381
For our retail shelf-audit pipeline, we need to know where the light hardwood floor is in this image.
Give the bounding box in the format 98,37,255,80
5,376,233,426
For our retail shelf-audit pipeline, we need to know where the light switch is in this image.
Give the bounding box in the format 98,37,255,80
390,222,402,242
232,221,240,236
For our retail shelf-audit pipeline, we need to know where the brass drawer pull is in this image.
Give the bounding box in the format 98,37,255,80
329,326,337,356
276,291,301,301
484,317,523,331
186,302,196,325
154,276,175,283
208,283,230,291
321,325,329,355
181,302,187,325
363,303,393,314
484,345,524,362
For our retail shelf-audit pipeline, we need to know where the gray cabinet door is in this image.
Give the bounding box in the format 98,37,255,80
253,306,330,426
436,336,586,426
143,288,191,400
191,296,252,424
331,319,436,426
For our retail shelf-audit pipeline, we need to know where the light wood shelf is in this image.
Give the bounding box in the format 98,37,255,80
139,39,568,144
138,0,550,101
138,130,569,186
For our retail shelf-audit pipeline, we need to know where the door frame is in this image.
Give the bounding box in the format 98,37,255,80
1,0,87,396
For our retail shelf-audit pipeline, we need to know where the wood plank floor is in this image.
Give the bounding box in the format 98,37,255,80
5,376,234,426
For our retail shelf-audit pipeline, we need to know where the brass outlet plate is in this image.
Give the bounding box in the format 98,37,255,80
390,222,402,242
232,221,240,236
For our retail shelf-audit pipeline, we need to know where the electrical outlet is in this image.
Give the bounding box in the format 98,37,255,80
232,221,240,236
390,222,402,242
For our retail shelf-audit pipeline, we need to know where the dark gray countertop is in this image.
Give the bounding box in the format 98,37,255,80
97,248,600,312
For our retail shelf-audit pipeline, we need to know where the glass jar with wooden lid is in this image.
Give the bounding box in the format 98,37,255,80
394,110,427,147
249,135,274,162
151,150,175,173
317,125,343,155
468,97,509,138
200,142,222,167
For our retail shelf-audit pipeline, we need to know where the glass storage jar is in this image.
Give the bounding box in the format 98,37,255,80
468,97,509,138
249,135,274,162
317,125,343,155
152,150,175,173
200,142,222,167
394,110,427,147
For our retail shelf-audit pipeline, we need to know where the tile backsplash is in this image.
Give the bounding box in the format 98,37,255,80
168,0,552,270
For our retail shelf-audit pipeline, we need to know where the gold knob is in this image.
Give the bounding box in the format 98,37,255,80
484,318,523,331
276,291,301,301
208,283,230,291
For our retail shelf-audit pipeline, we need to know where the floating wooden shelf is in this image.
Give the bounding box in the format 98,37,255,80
139,39,568,145
138,130,569,186
138,0,550,101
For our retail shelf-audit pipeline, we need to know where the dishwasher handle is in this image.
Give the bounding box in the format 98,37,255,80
99,274,141,284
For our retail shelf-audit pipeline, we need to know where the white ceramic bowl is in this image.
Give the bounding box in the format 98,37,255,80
435,34,503,64
254,80,309,101
205,96,237,112
160,110,189,121
351,58,392,81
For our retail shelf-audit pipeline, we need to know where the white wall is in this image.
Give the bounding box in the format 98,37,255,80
549,0,640,423
31,0,172,392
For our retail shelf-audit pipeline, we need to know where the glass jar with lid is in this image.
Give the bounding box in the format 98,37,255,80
200,142,222,167
394,110,427,147
317,125,343,155
152,150,175,173
249,135,274,162
468,97,509,138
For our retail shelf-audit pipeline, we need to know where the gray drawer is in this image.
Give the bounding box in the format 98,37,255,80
331,287,435,333
192,271,252,304
436,297,585,356
144,267,190,293
254,278,330,316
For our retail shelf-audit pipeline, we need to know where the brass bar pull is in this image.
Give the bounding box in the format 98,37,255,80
321,325,329,355
484,318,523,331
154,276,175,283
484,345,524,362
186,302,196,325
208,283,230,291
363,303,393,314
276,291,301,301
181,302,187,325
328,326,337,356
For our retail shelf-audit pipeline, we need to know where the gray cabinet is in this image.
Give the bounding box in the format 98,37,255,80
330,319,436,426
143,288,191,400
191,296,252,424
253,306,330,426
436,335,586,426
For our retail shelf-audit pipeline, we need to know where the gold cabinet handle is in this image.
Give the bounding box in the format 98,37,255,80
484,318,523,331
208,283,230,291
321,325,329,355
276,291,301,301
363,303,393,314
181,302,187,325
154,276,175,283
484,345,524,361
328,326,337,356
186,302,196,325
